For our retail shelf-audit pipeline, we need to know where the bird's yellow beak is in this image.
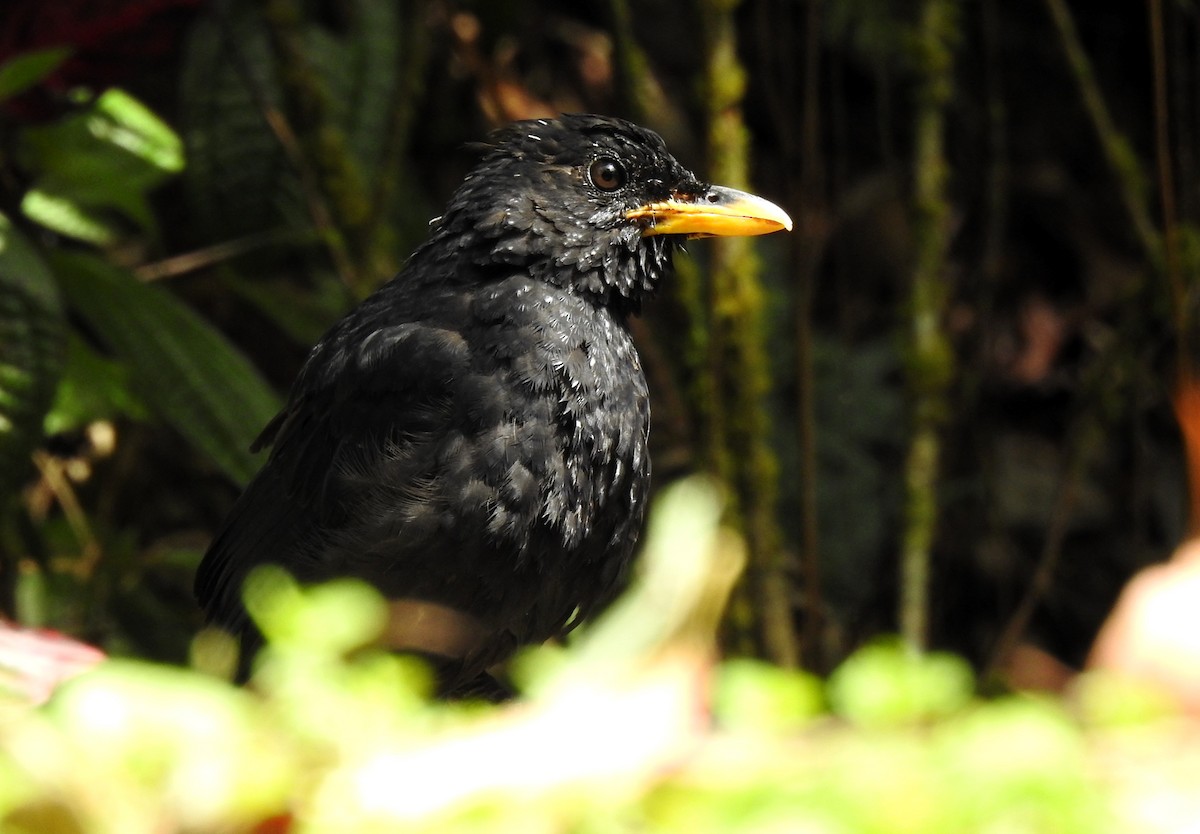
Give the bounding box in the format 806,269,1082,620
627,184,793,238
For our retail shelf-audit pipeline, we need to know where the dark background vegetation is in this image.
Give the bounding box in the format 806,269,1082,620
1,0,1193,684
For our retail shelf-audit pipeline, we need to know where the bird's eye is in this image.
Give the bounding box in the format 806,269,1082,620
588,157,627,192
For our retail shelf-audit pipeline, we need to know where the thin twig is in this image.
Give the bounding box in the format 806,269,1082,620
985,323,1138,676
983,444,1083,677
1149,0,1185,341
1042,0,1159,258
134,229,303,281
31,452,102,580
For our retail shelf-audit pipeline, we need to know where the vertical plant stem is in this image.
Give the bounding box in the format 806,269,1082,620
698,0,797,668
901,0,958,654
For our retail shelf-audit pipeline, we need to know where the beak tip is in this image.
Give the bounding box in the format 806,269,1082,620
763,199,793,234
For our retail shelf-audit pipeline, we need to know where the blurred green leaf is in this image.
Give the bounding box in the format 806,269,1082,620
713,659,824,732
49,252,281,484
245,567,388,657
827,640,974,727
0,47,71,103
562,477,738,673
0,213,65,495
49,660,296,830
0,521,1183,834
18,189,118,246
935,698,1101,832
306,1,404,179
91,88,185,173
241,567,434,735
43,335,148,436
1072,670,1179,727
18,88,184,241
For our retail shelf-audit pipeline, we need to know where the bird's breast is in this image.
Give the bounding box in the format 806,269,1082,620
316,276,653,651
458,278,651,554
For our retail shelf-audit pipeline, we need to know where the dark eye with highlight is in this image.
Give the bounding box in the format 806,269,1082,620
588,157,627,192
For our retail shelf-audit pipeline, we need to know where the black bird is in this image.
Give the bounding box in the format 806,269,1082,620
196,114,791,695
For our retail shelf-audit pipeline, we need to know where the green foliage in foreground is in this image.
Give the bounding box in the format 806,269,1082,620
0,480,1189,833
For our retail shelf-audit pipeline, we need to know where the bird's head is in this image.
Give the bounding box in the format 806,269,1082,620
432,114,792,311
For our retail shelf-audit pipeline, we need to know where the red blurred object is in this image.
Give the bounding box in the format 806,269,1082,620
0,0,205,120
252,813,295,834
0,619,106,704
1173,371,1200,536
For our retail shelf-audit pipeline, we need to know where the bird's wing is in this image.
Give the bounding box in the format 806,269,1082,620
194,316,475,638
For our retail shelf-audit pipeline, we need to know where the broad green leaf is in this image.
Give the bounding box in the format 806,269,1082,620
0,212,65,495
50,252,281,485
0,47,71,103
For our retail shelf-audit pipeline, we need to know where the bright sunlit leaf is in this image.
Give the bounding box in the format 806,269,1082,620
20,188,117,245
92,88,186,173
